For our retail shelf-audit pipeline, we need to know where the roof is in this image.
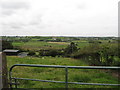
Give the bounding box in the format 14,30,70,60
3,49,19,53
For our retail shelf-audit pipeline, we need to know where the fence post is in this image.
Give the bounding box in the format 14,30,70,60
0,52,8,89
65,67,68,89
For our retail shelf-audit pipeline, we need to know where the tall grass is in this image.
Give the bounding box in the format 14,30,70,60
7,56,119,88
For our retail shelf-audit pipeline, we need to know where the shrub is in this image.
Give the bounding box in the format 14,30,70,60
2,40,13,50
64,42,78,56
28,51,36,56
39,49,63,57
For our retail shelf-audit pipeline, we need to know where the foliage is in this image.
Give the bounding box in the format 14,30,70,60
64,42,78,56
71,43,120,66
28,50,36,56
2,36,120,66
39,49,63,57
1,40,13,50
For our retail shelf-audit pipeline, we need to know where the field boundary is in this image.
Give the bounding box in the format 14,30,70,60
9,64,120,89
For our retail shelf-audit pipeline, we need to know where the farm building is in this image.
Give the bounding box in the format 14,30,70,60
3,49,20,56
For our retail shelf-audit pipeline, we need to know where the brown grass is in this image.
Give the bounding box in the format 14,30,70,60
48,42,70,45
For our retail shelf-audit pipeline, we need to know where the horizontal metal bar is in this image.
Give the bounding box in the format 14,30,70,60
12,78,120,86
12,78,65,84
68,82,120,86
10,64,120,70
8,82,19,85
9,64,120,88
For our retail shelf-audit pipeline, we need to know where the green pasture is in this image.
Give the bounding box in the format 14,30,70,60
21,41,68,50
7,56,119,88
12,40,90,51
12,42,25,47
76,42,89,48
12,39,117,51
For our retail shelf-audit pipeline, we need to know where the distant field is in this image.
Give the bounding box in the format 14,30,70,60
7,56,119,88
12,40,90,50
12,42,25,47
76,42,90,48
12,41,67,50
48,42,70,45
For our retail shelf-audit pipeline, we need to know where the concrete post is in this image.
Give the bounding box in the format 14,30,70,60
0,52,8,89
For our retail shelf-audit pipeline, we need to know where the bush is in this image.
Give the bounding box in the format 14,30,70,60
28,51,36,56
64,42,78,56
39,49,63,57
2,40,13,50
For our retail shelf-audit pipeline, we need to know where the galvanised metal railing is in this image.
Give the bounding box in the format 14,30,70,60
9,64,120,88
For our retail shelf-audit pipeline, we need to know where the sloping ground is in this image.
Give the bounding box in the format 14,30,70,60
7,56,119,88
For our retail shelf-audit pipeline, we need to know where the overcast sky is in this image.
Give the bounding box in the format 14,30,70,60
0,0,119,37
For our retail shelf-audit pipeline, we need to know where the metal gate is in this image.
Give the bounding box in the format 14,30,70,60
9,64,120,88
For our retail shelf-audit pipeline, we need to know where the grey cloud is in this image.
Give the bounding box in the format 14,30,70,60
11,25,23,29
0,2,29,9
1,9,15,16
77,3,86,9
29,20,41,25
2,22,26,30
29,15,43,25
0,1,29,16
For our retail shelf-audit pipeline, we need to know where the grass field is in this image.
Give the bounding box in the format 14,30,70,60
12,42,25,47
7,56,119,88
12,39,113,51
12,40,90,51
13,41,68,50
48,42,70,45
